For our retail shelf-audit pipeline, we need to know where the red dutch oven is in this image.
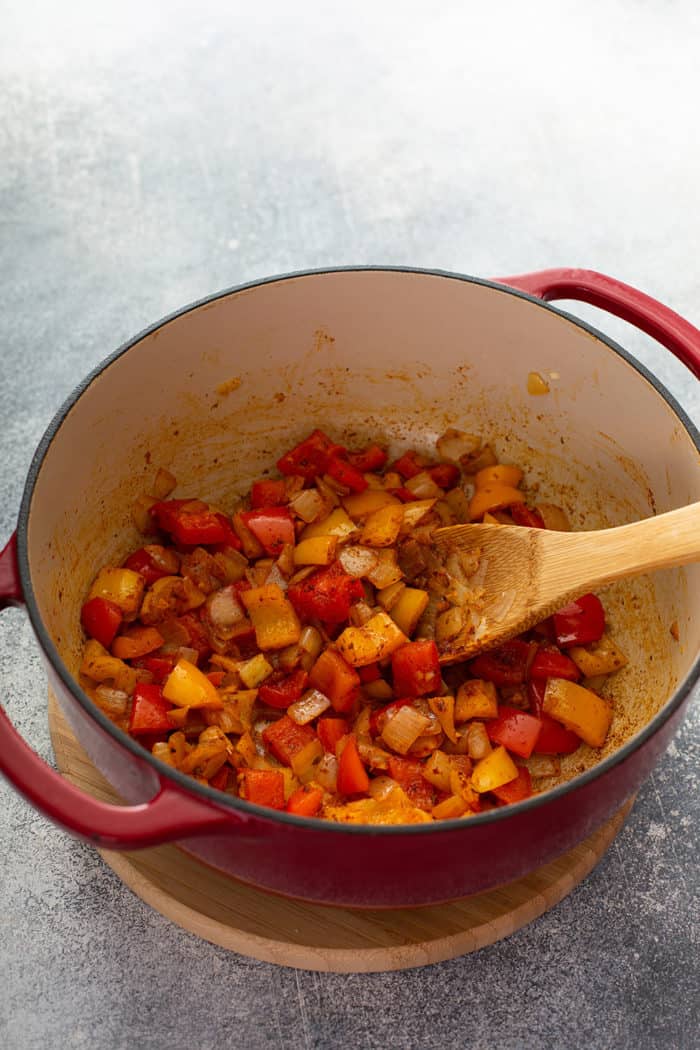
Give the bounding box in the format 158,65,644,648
1,267,699,908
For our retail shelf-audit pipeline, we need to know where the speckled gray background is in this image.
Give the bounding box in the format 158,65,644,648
1,2,698,1048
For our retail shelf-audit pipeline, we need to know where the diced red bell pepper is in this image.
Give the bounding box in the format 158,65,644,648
250,479,288,508
510,503,545,529
211,514,242,551
553,593,606,648
286,784,324,816
369,697,415,737
387,756,435,812
428,463,460,489
239,507,295,556
308,649,360,713
391,639,441,697
287,561,359,625
492,766,533,804
317,717,349,753
392,450,427,479
347,444,388,472
206,671,226,687
134,655,176,684
258,668,309,710
240,768,285,810
276,429,344,480
326,456,368,493
80,596,123,649
128,683,173,736
529,646,581,681
486,706,542,759
357,662,382,684
151,500,231,546
123,548,172,585
468,639,533,686
534,713,582,755
391,487,419,503
262,716,317,766
209,765,230,791
337,735,370,795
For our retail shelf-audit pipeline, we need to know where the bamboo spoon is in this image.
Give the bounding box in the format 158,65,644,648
433,501,700,664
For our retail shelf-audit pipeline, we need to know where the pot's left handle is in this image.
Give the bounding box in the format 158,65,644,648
0,532,237,849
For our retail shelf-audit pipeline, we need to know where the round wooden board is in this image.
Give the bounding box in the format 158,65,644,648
48,692,634,973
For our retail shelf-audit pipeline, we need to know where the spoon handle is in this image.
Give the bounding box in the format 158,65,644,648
539,501,700,601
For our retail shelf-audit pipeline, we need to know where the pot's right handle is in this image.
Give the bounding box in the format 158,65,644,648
495,268,700,379
0,534,239,849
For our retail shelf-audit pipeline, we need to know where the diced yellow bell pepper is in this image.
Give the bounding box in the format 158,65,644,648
342,489,401,518
360,503,405,547
336,611,407,667
543,678,613,748
238,653,274,688
422,750,453,792
568,634,628,677
241,584,302,650
301,507,357,541
471,746,519,793
455,679,499,722
474,464,523,489
163,658,223,709
389,586,429,636
293,535,338,566
88,567,145,618
468,484,525,521
432,795,469,819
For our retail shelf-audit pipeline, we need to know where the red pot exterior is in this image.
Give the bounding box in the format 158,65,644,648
47,653,689,907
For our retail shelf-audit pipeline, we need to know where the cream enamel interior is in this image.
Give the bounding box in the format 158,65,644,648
25,271,700,791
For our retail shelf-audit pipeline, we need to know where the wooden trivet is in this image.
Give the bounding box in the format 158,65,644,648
48,692,634,972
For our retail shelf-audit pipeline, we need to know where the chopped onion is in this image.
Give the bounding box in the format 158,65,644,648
435,605,464,644
316,753,338,792
349,600,375,627
368,776,405,803
265,562,288,591
381,705,431,755
338,545,379,578
436,428,481,464
466,721,491,760
206,586,245,629
288,688,331,725
152,467,177,499
400,499,437,532
94,685,129,716
290,488,326,523
405,471,444,499
299,625,323,661
278,643,302,671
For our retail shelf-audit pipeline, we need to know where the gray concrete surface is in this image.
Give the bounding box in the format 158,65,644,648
1,2,698,1048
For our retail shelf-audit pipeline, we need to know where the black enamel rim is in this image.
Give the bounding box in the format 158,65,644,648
16,266,700,837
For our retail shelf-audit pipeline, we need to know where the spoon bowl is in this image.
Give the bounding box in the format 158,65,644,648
434,501,700,663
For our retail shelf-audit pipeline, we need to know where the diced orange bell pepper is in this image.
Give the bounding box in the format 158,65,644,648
241,584,302,650
474,464,523,489
111,625,164,660
262,716,317,767
336,735,369,795
163,658,223,709
286,784,324,816
240,769,285,810
468,484,526,521
308,649,360,713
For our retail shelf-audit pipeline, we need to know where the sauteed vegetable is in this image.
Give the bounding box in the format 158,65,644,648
79,429,627,823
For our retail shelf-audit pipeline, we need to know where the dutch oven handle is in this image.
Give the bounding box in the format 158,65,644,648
494,268,700,378
0,535,237,849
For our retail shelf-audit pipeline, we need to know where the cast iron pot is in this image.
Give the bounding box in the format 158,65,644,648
1,267,699,908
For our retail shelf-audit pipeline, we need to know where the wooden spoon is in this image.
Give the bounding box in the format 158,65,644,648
433,502,700,664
